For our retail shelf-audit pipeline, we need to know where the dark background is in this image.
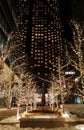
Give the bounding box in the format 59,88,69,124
60,0,84,21
59,0,84,42
72,0,84,21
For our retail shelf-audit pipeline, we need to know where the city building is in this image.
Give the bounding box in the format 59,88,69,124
0,0,29,76
9,0,72,91
26,0,72,83
1,0,72,81
27,0,63,76
0,0,73,80
11,0,30,75
1,0,83,105
0,0,17,67
0,0,20,83
0,0,16,46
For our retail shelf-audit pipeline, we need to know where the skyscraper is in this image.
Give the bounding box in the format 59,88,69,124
10,0,30,74
0,0,16,45
27,0,65,78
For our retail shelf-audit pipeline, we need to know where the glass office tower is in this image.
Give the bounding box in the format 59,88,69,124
27,0,64,76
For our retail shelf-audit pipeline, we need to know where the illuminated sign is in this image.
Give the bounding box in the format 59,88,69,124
65,71,75,75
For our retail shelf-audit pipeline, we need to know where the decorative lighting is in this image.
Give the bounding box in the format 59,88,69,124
17,104,21,120
65,71,75,75
29,115,56,119
62,112,69,118
74,77,80,82
17,115,21,120
75,124,84,130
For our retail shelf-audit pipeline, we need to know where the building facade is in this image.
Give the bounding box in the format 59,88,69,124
0,0,72,80
0,0,16,45
12,0,30,74
27,0,66,78
0,0,17,69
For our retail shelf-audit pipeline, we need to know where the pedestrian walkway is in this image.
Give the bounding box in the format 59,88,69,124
0,106,25,121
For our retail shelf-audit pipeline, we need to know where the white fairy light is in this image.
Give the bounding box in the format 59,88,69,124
62,112,69,118
75,124,84,130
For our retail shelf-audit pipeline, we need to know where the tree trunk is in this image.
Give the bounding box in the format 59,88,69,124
7,82,12,109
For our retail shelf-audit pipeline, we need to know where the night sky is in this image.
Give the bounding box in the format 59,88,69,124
60,0,84,21
59,0,84,42
72,0,84,21
26,0,84,51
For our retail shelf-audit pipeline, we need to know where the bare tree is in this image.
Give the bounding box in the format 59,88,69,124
0,31,27,108
17,72,36,112
48,80,60,111
66,19,84,90
47,57,73,112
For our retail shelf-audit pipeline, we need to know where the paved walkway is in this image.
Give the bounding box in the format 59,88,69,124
0,104,83,123
0,107,25,120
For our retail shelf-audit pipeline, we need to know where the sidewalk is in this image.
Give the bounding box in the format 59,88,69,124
64,104,84,113
0,104,84,118
0,107,25,120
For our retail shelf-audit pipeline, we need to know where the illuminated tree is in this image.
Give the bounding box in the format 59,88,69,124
38,57,71,112
0,31,27,108
0,0,29,108
48,78,60,111
17,71,36,111
48,76,72,112
67,19,84,90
